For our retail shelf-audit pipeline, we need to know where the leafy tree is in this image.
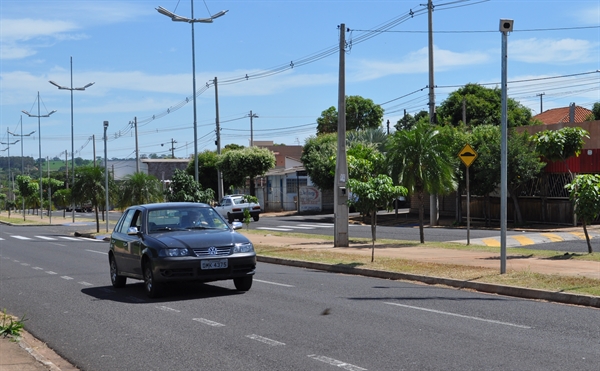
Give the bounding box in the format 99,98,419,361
15,175,39,216
565,174,600,253
507,130,545,224
395,110,428,131
346,127,388,153
72,166,108,233
532,127,589,178
437,84,533,127
218,146,276,196
52,189,70,211
586,102,600,121
316,96,384,134
223,143,244,151
118,172,163,208
301,133,337,191
387,121,457,243
164,169,214,203
185,150,224,196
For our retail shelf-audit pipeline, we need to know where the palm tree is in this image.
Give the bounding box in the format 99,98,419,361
72,165,106,233
118,172,163,208
387,121,457,243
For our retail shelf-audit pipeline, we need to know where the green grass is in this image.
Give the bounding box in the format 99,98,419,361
1,309,27,341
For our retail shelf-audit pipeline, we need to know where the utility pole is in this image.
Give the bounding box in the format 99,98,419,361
334,23,349,247
93,135,96,167
130,117,139,173
170,138,177,158
214,77,224,200
536,93,545,114
426,0,438,226
249,110,258,146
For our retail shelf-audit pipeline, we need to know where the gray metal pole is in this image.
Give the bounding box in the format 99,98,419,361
191,0,199,183
70,56,75,223
37,91,43,219
134,117,139,172
334,24,349,247
47,157,51,224
104,121,109,232
427,0,438,226
500,20,512,274
215,77,224,200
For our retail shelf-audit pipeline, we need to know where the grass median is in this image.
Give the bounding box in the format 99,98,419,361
242,230,600,298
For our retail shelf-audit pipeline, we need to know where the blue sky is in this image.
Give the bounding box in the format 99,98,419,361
1,0,599,161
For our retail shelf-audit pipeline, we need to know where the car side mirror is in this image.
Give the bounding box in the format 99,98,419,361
127,227,143,239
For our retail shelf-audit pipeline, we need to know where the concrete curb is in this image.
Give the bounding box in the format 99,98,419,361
257,256,600,308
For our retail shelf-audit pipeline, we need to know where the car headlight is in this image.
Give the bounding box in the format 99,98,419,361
233,242,254,253
159,248,190,257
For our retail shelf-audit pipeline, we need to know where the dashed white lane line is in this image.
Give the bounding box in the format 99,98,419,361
11,235,31,240
384,302,531,329
254,279,294,288
45,271,57,275
35,236,56,240
307,354,367,371
156,306,180,313
60,237,81,241
78,281,94,286
297,224,334,228
86,249,106,255
256,227,293,232
246,334,285,346
193,318,225,327
61,276,74,280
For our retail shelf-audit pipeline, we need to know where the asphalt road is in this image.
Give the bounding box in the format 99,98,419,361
1,224,599,370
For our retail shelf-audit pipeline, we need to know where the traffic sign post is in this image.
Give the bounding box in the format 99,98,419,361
458,144,478,245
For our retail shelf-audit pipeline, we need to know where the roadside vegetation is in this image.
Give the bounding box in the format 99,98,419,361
1,309,27,341
244,230,600,297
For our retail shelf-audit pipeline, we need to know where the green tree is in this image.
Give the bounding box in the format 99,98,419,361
15,175,38,216
387,121,457,243
118,172,163,208
316,96,384,134
348,175,407,262
185,150,223,196
72,166,107,233
565,174,600,253
395,110,428,131
301,133,337,191
532,127,589,178
437,84,533,127
164,169,214,203
218,146,276,196
586,102,600,121
346,127,389,153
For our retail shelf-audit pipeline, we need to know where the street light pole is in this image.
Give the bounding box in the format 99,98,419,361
104,121,109,232
22,92,56,219
156,2,228,183
1,132,19,214
8,117,35,221
248,110,258,146
49,56,95,222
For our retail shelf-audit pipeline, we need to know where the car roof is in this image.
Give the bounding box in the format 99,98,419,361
128,202,212,211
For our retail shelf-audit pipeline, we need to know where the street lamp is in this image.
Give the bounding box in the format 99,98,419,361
49,56,95,222
22,92,56,219
8,116,36,220
156,2,228,183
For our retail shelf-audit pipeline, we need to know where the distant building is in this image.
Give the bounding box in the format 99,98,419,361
532,103,592,125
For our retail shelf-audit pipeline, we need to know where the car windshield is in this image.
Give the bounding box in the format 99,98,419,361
148,207,228,233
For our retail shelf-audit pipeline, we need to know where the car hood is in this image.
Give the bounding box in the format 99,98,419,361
151,230,250,248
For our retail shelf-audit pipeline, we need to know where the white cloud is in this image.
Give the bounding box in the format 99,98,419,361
510,38,598,64
351,46,490,81
573,4,600,24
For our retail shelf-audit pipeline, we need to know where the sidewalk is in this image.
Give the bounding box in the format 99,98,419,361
1,212,599,371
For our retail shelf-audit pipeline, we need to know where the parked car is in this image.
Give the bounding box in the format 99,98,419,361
214,194,261,223
108,202,256,298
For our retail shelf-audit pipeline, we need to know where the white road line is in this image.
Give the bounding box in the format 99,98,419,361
254,279,294,287
61,276,74,280
11,235,31,240
156,306,180,313
86,249,106,255
307,355,367,371
45,271,57,275
49,243,67,247
193,318,225,327
297,224,334,228
20,263,30,266
35,236,56,240
246,334,285,346
279,225,314,229
256,227,293,232
60,237,81,241
78,281,93,286
384,302,531,329
0,238,4,241
32,267,44,270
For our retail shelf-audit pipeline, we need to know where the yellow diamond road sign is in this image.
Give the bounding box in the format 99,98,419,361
459,144,478,167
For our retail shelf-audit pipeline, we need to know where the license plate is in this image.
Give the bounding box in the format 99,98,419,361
201,259,228,270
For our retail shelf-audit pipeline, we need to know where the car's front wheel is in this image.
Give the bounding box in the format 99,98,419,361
233,276,253,291
143,263,161,298
253,215,259,222
109,256,126,288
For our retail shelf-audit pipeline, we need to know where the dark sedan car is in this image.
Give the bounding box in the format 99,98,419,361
108,202,256,298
